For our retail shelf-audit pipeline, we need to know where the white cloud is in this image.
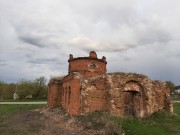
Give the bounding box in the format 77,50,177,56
69,36,136,52
0,0,180,85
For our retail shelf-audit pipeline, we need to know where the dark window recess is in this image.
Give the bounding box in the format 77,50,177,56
68,86,71,105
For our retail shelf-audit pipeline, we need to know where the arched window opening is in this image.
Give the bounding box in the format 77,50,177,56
68,86,71,105
65,87,67,104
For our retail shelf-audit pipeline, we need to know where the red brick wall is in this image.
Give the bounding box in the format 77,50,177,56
69,79,81,115
89,51,97,58
48,82,62,108
69,59,106,78
61,77,81,116
81,76,108,113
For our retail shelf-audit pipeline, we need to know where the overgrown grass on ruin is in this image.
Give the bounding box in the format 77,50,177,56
76,111,123,135
76,103,180,135
122,111,180,135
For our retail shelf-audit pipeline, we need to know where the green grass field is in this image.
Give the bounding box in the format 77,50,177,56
0,104,46,135
0,98,47,102
0,103,180,135
122,111,180,135
0,104,46,116
116,103,180,135
174,103,180,116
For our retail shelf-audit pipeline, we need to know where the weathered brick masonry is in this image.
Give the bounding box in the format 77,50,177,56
48,51,173,117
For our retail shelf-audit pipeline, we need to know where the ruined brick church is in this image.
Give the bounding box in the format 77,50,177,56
48,51,173,118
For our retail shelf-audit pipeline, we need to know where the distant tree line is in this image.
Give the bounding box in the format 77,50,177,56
0,76,48,100
166,81,180,95
0,78,179,100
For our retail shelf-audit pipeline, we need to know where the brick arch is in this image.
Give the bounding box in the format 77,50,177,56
124,81,142,92
123,81,145,117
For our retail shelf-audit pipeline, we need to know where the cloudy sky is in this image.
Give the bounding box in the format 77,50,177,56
0,0,180,85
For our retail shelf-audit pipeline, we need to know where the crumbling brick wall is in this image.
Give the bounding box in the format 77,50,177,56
79,72,173,118
80,75,108,113
106,73,155,117
153,81,173,113
106,73,173,117
47,51,173,117
48,78,63,108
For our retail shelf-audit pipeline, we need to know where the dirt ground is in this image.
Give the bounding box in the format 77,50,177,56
0,107,104,135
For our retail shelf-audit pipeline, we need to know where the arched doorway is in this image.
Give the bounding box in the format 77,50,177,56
124,81,142,117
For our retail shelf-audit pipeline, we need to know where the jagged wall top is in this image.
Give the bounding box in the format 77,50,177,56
68,51,107,63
